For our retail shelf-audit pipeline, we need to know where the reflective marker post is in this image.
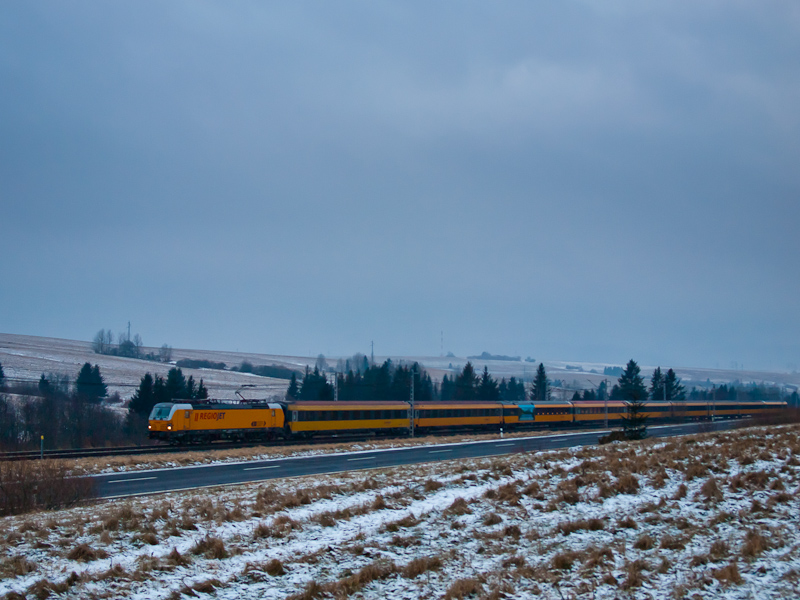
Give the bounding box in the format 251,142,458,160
40,435,44,460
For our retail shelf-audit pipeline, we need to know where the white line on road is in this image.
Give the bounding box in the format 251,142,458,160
243,465,281,471
108,476,157,484
495,443,515,447
428,449,452,454
348,457,376,461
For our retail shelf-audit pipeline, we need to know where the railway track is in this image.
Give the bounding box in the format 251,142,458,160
0,432,396,461
0,417,755,462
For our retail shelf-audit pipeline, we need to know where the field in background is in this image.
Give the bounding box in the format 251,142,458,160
2,423,799,599
2,333,799,403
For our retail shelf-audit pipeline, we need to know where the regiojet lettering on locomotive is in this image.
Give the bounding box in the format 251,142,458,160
148,402,284,443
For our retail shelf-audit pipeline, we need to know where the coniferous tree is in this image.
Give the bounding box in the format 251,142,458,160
597,380,608,402
530,363,551,402
453,362,479,401
38,374,52,396
440,374,453,402
298,366,334,400
649,367,665,402
617,359,648,440
194,379,208,400
286,372,299,400
165,367,188,400
185,375,197,399
129,373,157,417
76,363,107,402
477,367,500,402
664,368,686,402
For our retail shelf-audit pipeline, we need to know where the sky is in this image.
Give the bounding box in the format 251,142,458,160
1,1,799,371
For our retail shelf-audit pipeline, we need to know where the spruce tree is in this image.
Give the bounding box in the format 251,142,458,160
664,368,686,402
165,368,188,400
649,367,665,401
530,363,551,402
129,373,157,417
76,363,107,402
618,359,648,440
440,374,453,402
477,366,500,402
286,372,299,400
195,379,208,400
453,362,479,400
38,374,52,396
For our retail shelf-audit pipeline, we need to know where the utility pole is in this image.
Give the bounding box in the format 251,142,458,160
410,369,417,437
127,321,131,342
334,373,338,402
711,384,716,421
371,341,374,366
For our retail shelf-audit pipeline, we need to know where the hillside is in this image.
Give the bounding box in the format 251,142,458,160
1,424,798,598
1,333,798,402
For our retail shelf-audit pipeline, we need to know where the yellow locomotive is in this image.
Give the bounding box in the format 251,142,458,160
148,398,786,444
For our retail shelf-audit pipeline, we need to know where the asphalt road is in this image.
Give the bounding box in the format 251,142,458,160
93,420,747,499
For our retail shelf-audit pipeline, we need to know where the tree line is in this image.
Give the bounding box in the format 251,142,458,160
0,361,133,451
92,327,173,362
126,368,209,431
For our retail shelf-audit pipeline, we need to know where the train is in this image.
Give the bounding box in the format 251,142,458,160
147,398,787,444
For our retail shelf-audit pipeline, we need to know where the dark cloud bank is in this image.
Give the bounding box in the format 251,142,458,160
1,1,798,370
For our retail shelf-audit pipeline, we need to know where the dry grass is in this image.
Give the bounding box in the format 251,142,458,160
286,560,398,600
0,554,37,577
633,534,655,550
443,577,483,599
556,518,604,536
244,558,287,579
66,543,109,562
482,512,502,526
0,460,96,517
190,535,228,559
620,559,648,589
424,479,444,492
167,578,223,600
401,555,443,578
714,562,743,585
741,529,769,559
444,497,472,517
614,473,639,495
698,475,723,502
617,516,638,529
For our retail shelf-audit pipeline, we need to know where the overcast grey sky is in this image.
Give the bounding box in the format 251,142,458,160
1,1,799,370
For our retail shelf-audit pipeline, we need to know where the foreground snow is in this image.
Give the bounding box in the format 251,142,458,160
2,424,800,599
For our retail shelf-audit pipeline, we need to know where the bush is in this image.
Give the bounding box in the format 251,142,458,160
0,460,96,517
190,536,228,559
175,359,226,370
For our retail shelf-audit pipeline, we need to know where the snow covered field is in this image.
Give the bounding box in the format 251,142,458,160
2,424,800,599
3,333,798,404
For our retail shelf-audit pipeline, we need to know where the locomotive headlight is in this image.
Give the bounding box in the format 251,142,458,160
148,425,152,430
167,425,172,430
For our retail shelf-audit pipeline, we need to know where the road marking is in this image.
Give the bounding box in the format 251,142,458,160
348,457,375,461
428,449,452,454
243,465,281,471
495,443,515,447
108,476,157,484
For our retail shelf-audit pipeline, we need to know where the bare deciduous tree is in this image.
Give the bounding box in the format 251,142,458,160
159,344,173,363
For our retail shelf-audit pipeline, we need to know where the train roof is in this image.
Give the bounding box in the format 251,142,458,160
287,401,409,410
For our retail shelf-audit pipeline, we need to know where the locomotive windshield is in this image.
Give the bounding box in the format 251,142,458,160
149,404,174,420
